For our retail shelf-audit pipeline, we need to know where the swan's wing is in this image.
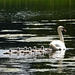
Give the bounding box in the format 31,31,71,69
49,40,66,50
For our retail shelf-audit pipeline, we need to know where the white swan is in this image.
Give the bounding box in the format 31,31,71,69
49,26,66,51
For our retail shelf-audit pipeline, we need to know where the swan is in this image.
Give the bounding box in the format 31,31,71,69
20,46,27,53
27,47,32,55
23,47,31,55
37,46,44,52
40,45,44,55
12,47,20,53
49,26,66,51
3,49,12,55
32,46,37,52
12,47,21,56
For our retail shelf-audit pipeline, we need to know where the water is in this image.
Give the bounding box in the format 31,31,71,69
0,0,75,75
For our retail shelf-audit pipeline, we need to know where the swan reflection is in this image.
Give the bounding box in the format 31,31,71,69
49,49,66,73
57,59,64,73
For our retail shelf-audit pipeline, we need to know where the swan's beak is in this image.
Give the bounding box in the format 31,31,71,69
63,29,66,32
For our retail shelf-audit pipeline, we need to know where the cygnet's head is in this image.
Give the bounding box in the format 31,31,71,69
33,46,37,50
29,47,32,50
17,47,20,51
24,46,27,50
9,49,11,52
41,45,44,50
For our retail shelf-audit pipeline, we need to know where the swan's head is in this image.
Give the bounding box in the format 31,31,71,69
58,26,66,32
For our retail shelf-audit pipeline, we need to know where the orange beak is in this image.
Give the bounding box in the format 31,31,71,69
63,29,66,32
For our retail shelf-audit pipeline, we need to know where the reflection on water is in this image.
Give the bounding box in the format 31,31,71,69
0,57,75,75
0,0,75,75
0,20,75,75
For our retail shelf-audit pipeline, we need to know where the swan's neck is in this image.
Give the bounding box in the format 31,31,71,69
58,30,64,43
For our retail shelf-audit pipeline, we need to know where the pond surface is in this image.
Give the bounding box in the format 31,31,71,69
0,0,75,75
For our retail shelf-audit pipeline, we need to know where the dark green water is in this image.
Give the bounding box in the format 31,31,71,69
0,0,75,75
0,0,75,22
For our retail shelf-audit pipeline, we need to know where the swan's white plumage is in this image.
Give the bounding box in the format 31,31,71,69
50,40,66,50
50,26,66,51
